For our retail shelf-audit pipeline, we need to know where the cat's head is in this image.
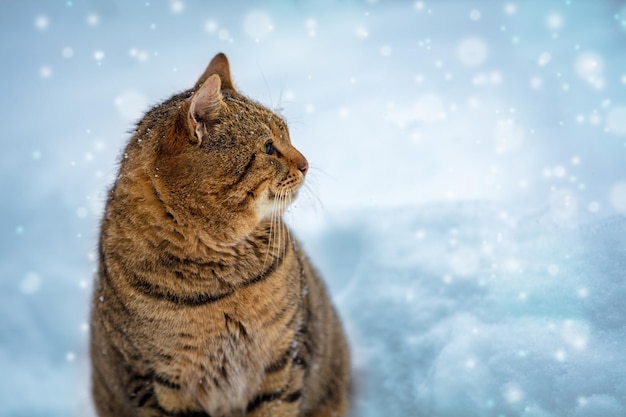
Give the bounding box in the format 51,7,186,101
134,53,308,245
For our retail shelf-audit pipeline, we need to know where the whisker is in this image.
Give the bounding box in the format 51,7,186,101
298,181,324,214
307,165,334,181
277,81,284,113
278,188,285,256
220,190,241,205
284,190,292,245
272,197,277,260
280,188,286,243
257,62,274,111
273,189,281,259
264,190,278,268
263,214,271,268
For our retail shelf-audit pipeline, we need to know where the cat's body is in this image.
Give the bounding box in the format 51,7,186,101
90,53,350,417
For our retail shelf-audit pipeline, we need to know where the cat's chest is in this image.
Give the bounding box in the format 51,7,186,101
154,279,302,413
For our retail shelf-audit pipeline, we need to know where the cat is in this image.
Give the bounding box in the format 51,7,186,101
89,53,350,417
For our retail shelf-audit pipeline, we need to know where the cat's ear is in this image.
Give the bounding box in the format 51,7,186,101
188,73,223,144
194,53,235,91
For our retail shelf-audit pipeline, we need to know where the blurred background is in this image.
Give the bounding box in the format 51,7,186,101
1,1,626,416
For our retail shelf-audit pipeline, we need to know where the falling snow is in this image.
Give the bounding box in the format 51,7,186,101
39,65,52,79
114,91,149,123
19,272,41,294
61,46,74,58
92,50,105,62
2,1,626,416
34,15,49,30
86,13,100,27
456,36,488,67
242,10,274,41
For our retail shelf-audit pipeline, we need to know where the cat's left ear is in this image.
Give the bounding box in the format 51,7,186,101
188,73,224,145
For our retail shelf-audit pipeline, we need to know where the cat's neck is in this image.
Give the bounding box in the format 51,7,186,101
105,168,289,266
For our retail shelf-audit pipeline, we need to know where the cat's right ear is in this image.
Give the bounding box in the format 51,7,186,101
188,73,223,145
194,53,235,91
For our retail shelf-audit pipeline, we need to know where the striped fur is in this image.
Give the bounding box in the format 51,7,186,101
90,53,350,417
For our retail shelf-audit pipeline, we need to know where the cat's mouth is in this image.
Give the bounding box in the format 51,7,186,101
268,173,304,202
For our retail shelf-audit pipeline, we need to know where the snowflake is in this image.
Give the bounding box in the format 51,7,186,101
546,13,564,30
537,52,551,66
606,107,626,135
305,18,317,37
355,26,368,39
93,50,105,61
502,383,524,403
20,272,41,294
504,3,517,15
76,207,88,219
170,0,184,14
554,349,566,362
457,37,488,67
39,65,52,79
34,15,49,30
62,46,74,58
204,19,218,33
609,182,626,212
469,10,481,21
243,10,274,41
86,13,100,26
380,45,392,56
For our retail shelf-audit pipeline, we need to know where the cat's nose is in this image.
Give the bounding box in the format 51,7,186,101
298,158,309,176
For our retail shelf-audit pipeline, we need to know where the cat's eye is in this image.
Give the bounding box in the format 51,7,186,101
265,141,277,156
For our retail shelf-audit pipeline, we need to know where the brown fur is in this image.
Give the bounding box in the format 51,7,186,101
90,53,350,417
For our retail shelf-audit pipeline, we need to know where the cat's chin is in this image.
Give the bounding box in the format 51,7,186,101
255,189,297,221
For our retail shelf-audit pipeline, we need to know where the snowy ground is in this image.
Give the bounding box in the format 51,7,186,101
1,1,626,416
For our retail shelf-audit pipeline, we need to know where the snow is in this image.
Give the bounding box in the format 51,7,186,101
610,182,626,212
457,37,489,67
1,0,626,416
242,10,274,41
308,205,626,417
606,106,626,136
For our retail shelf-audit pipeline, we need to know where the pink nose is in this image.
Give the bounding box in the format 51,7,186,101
298,158,309,176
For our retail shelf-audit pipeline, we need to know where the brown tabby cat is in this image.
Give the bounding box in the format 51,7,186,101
90,53,350,417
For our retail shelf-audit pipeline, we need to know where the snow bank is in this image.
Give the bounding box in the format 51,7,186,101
303,205,626,417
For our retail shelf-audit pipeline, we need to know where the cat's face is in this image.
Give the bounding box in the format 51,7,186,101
149,54,308,244
200,88,308,221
